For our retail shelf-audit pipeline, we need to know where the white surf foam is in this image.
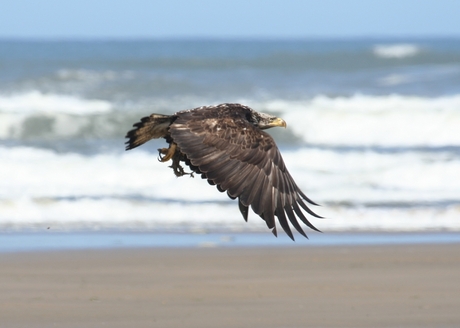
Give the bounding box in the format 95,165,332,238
373,44,421,58
2,197,459,233
1,145,459,232
0,91,112,115
0,91,113,139
3,93,460,148
261,94,460,147
283,148,460,205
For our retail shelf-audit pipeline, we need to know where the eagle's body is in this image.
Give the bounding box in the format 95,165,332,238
125,103,321,240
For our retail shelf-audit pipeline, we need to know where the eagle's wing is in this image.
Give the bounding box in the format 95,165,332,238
170,108,321,240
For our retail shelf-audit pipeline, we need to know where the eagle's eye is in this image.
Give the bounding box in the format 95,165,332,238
245,112,258,125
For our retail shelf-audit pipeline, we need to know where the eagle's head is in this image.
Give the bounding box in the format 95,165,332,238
248,110,287,130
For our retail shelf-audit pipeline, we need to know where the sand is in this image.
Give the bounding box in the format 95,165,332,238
1,244,459,327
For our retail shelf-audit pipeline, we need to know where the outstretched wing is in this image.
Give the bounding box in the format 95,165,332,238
170,107,321,240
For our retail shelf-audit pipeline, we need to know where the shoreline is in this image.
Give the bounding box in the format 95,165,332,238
1,243,459,327
1,231,460,253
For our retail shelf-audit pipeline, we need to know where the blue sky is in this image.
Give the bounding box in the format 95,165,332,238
1,0,459,39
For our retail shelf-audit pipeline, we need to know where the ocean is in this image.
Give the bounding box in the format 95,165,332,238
1,39,460,240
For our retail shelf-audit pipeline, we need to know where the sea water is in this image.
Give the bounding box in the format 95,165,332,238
1,39,460,239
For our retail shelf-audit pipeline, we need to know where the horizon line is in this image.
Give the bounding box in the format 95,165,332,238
1,34,460,42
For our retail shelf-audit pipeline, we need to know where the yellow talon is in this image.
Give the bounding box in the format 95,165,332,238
158,142,177,162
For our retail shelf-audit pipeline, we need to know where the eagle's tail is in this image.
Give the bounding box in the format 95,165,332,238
125,114,173,150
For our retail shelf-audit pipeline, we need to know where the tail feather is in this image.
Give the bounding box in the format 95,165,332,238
125,114,173,150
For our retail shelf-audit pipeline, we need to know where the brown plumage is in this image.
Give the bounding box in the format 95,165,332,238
125,103,321,240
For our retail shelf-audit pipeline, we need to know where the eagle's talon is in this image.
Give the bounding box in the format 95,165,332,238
157,148,167,161
158,145,176,162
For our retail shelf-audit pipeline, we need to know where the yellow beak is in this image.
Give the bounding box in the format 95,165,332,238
270,117,287,128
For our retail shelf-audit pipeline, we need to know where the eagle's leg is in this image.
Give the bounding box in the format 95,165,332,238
158,142,177,162
158,142,194,178
170,151,194,178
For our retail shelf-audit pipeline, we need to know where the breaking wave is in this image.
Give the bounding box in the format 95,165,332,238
2,92,460,149
373,43,421,59
262,94,460,148
0,91,114,140
0,91,111,115
1,145,459,232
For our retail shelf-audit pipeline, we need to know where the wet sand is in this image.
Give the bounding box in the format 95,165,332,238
1,244,459,327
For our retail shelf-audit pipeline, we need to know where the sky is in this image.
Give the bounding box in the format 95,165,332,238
0,0,459,39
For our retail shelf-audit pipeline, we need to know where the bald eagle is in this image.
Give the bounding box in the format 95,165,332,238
125,103,321,240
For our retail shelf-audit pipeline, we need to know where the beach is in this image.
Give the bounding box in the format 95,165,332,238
1,243,459,327
2,39,460,328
